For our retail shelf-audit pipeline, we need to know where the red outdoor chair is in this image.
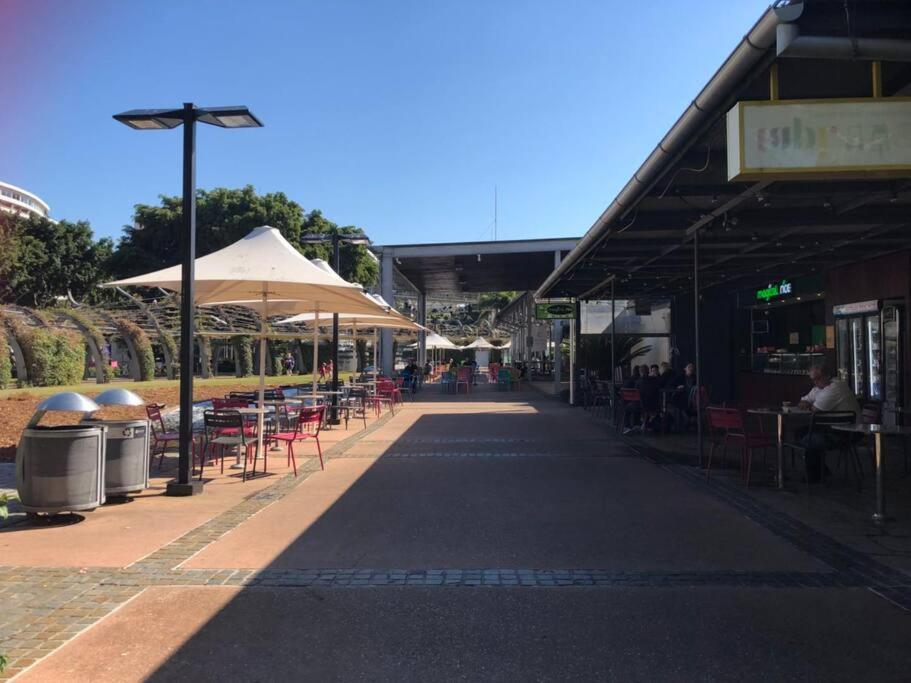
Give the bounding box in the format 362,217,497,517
456,367,471,393
376,380,401,410
705,406,774,487
211,398,257,437
267,405,326,475
617,387,643,433
147,404,183,470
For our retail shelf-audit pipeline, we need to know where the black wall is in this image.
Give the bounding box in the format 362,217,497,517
672,288,737,403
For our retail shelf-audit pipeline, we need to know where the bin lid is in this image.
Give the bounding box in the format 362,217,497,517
94,388,145,407
36,392,100,413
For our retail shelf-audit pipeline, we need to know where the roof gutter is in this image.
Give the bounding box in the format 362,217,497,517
535,3,792,299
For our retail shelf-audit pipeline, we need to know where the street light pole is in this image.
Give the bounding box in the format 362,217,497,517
175,103,200,495
113,103,262,497
330,233,341,425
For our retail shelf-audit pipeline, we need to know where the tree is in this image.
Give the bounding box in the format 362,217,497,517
0,214,113,307
109,185,305,277
109,186,378,289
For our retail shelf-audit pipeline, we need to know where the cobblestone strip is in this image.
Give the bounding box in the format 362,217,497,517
629,441,911,609
98,567,852,589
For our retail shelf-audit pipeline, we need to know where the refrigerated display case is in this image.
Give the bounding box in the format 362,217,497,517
834,300,903,423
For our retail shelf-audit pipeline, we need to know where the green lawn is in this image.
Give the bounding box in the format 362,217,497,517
0,373,317,399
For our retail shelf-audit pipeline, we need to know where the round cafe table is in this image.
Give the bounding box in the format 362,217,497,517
830,423,911,524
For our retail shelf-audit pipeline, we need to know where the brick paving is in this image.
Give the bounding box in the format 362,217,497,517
2,388,911,679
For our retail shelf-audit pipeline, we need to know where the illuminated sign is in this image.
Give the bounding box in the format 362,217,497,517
726,98,911,181
535,301,574,320
756,280,793,302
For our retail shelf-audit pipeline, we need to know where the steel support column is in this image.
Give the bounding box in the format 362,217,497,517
417,291,427,366
610,279,616,423
380,250,395,375
552,250,563,395
694,229,703,467
569,301,577,406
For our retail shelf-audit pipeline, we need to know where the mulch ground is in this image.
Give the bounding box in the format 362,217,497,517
0,382,291,462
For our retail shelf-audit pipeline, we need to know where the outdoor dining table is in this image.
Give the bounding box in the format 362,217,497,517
233,407,277,462
746,408,812,490
830,423,911,524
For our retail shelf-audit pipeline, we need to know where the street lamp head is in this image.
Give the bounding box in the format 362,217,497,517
196,106,263,128
113,108,185,129
113,105,262,130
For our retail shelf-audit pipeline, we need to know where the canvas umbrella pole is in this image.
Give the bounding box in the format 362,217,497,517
373,328,378,388
256,288,268,463
312,309,320,399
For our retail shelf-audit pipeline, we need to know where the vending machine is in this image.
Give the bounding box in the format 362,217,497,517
833,300,903,424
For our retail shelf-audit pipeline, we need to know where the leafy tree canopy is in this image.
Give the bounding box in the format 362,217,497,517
0,213,112,307
109,186,378,288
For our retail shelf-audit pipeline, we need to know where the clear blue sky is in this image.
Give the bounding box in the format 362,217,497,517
0,1,765,245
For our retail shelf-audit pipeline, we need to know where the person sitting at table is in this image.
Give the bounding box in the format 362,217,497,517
796,363,861,482
636,363,661,430
658,361,678,388
622,365,641,389
402,360,420,393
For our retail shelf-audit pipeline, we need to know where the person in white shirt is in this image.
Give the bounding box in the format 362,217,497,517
796,364,861,482
799,365,861,416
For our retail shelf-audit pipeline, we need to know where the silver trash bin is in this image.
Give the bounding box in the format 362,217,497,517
83,418,151,495
16,424,107,514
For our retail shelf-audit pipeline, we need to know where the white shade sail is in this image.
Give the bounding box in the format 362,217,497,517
104,226,382,315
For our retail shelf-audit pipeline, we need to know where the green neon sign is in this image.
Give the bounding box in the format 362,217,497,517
756,279,793,301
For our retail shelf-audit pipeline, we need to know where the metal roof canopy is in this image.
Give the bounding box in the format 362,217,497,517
376,237,579,294
536,0,911,302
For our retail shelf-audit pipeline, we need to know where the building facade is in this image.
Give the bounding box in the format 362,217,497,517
0,181,51,220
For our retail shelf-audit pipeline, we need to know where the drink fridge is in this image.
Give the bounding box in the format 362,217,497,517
834,300,903,424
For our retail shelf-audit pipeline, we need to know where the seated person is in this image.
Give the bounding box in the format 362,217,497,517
636,364,661,424
658,361,678,388
796,363,860,482
622,365,641,389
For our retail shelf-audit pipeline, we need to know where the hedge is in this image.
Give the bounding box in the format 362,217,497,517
19,327,85,386
0,328,11,389
51,308,113,382
232,335,254,377
115,319,155,381
159,332,178,377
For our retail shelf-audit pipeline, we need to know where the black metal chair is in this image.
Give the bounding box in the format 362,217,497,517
782,410,857,492
201,410,260,482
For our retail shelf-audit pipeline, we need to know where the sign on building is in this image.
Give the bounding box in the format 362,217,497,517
726,98,911,181
535,301,574,320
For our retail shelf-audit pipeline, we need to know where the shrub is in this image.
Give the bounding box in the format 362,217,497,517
158,332,178,377
19,327,85,386
232,335,254,377
51,307,113,383
115,319,155,381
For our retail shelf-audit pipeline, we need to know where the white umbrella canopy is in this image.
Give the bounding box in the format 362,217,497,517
424,332,459,350
104,226,380,314
464,336,495,349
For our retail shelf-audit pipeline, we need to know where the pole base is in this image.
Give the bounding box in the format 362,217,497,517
327,417,341,426
165,480,205,497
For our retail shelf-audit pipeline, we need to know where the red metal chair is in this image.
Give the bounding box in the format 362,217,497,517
617,388,643,433
455,367,471,393
147,404,181,470
376,380,401,410
705,406,773,487
211,398,257,437
267,405,326,475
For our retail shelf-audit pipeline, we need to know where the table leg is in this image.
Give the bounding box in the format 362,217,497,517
873,433,885,524
776,414,784,490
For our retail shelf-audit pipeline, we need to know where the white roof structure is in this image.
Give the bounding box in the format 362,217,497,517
104,226,383,315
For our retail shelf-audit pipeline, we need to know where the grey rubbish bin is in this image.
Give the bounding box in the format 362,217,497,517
17,425,107,514
83,418,151,495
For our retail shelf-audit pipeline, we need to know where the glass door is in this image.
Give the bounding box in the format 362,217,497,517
836,318,851,384
851,317,866,398
867,314,882,400
882,305,901,421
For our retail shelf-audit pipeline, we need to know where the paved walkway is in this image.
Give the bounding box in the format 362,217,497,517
2,384,911,680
